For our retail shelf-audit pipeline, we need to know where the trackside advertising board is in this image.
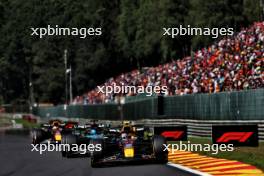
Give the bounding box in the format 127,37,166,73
154,126,187,141
212,125,259,146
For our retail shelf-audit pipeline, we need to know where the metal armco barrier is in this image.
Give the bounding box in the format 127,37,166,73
135,119,264,141
33,104,120,120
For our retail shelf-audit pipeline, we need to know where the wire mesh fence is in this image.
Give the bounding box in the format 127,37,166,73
33,88,264,120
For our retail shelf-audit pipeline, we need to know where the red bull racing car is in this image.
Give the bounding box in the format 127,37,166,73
31,120,78,144
89,122,168,167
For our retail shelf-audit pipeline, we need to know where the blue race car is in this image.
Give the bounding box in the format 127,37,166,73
61,123,105,158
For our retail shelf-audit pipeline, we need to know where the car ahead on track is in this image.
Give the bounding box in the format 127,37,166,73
62,121,79,134
61,123,105,157
31,120,78,144
89,123,168,167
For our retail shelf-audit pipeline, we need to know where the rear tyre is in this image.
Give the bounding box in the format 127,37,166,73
61,151,66,157
32,129,43,144
61,134,77,158
90,138,104,167
153,135,168,164
91,157,100,168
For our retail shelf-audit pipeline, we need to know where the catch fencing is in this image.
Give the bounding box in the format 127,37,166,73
163,88,263,120
33,88,263,120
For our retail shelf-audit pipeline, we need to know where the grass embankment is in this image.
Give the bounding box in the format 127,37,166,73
14,119,40,129
171,137,264,171
0,117,12,127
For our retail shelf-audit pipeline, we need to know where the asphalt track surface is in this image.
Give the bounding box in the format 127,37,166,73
0,134,196,176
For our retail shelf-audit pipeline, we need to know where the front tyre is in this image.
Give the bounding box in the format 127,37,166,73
153,135,168,164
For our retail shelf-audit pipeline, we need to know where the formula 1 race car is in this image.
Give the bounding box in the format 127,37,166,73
89,122,168,167
61,122,105,157
31,120,77,144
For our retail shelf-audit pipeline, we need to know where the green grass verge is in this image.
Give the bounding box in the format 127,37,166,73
14,119,40,129
0,117,12,127
170,137,264,171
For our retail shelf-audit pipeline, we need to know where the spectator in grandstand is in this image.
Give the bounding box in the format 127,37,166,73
73,22,264,104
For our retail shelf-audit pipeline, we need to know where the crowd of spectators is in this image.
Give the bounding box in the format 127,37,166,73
73,22,264,104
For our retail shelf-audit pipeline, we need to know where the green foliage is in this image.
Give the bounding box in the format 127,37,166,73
0,0,261,104
14,118,40,129
243,0,262,23
188,0,246,49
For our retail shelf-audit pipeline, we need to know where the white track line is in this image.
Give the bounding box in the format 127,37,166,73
167,162,212,176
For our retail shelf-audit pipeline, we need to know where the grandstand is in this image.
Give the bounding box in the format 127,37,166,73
74,22,264,105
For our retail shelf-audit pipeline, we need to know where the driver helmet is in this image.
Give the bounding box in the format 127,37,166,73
90,129,96,135
121,132,127,140
52,126,58,131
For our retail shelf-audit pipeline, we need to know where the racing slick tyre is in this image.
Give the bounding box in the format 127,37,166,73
31,129,43,145
61,134,77,158
61,151,66,157
153,135,168,164
90,138,104,168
